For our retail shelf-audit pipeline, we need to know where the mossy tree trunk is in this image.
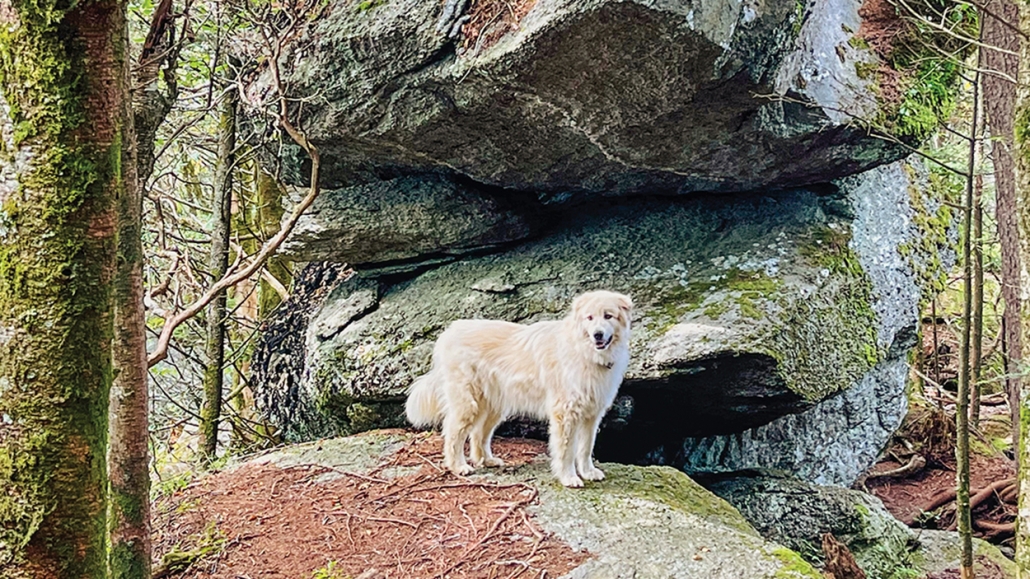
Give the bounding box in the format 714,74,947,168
199,79,237,462
108,11,150,579
0,0,131,575
983,0,1022,447
1013,2,1030,573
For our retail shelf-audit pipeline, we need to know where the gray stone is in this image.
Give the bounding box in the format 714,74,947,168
249,0,905,194
910,530,1017,579
707,475,918,579
279,175,539,266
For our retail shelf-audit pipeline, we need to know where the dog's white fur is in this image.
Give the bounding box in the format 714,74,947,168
405,290,633,487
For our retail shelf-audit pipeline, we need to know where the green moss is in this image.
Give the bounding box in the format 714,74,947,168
357,0,386,11
1015,103,1030,164
866,1,976,141
769,547,823,579
704,301,729,318
848,36,870,50
791,0,806,38
855,61,878,81
903,165,958,303
157,522,227,575
564,465,759,536
0,0,127,572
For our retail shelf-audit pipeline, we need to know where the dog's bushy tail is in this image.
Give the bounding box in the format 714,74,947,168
405,371,444,428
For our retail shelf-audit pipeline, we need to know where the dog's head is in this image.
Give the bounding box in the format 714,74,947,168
570,291,633,351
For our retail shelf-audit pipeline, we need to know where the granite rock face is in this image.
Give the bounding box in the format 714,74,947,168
249,0,899,195
253,160,948,486
706,475,1017,579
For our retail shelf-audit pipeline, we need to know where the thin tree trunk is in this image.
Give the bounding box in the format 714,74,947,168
982,0,1022,447
0,0,129,575
1012,1,1030,571
972,83,985,428
955,47,981,579
199,80,237,462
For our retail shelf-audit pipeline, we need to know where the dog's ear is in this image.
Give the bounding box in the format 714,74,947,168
571,293,589,317
617,294,633,314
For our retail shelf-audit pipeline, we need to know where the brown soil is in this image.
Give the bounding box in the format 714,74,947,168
460,0,537,54
856,0,905,105
866,453,1015,533
152,435,589,579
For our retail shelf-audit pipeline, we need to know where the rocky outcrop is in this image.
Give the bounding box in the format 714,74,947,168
707,474,1016,579
249,0,903,195
708,475,917,579
248,0,958,485
254,159,947,485
243,430,825,578
278,175,545,267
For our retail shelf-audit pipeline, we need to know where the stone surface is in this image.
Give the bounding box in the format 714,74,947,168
254,160,944,485
278,175,541,266
910,530,1017,579
240,430,824,579
706,475,917,579
248,0,903,194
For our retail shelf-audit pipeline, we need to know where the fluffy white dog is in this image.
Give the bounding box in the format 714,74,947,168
405,290,633,487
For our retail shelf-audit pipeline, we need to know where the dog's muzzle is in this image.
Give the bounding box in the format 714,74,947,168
593,332,613,350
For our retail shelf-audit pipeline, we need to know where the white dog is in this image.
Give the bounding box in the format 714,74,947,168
405,290,633,487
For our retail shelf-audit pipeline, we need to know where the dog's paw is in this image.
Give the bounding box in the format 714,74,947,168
483,457,505,467
580,466,605,481
450,464,475,476
559,474,585,488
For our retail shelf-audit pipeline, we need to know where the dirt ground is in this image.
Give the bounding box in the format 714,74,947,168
152,436,588,579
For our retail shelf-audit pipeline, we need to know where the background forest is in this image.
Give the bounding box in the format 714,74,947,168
4,0,1030,578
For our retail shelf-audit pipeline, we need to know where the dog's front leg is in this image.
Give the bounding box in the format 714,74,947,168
575,413,605,481
549,410,583,488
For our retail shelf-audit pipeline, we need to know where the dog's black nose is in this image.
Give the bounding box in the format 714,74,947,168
593,332,604,341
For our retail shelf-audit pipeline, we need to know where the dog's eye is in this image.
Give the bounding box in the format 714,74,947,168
604,313,613,320
587,315,594,321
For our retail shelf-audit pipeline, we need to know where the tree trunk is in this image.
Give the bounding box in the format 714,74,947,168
0,0,130,575
199,81,237,462
982,0,1022,446
1012,1,1030,572
972,85,985,428
108,15,151,579
955,57,980,579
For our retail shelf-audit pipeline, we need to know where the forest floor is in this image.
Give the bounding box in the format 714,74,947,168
151,434,588,579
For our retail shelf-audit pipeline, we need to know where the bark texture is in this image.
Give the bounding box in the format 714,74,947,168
199,82,236,461
1013,1,1030,573
0,0,129,575
108,5,150,577
982,0,1022,444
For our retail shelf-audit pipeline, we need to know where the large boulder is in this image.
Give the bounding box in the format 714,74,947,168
253,159,949,485
248,0,908,194
708,475,918,579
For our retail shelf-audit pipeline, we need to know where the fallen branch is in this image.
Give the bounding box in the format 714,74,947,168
904,477,1017,527
857,454,926,491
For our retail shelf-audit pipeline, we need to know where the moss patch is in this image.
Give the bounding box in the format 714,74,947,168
769,547,823,579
